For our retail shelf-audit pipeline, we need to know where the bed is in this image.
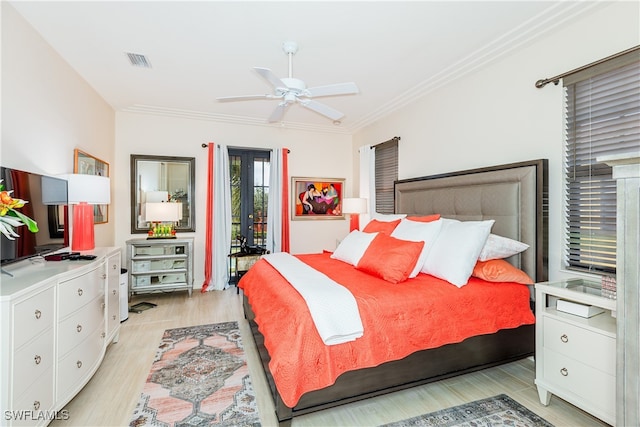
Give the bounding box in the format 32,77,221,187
241,159,548,426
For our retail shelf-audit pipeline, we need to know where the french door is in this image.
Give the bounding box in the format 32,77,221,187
228,149,270,255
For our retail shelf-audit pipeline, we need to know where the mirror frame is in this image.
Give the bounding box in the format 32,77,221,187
130,154,196,234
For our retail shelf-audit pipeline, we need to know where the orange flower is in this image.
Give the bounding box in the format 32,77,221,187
0,190,26,216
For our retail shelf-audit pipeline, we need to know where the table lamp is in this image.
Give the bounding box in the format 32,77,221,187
145,202,182,239
342,198,367,232
65,174,110,251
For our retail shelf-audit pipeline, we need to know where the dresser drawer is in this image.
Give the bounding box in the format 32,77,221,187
58,297,105,357
58,266,104,318
13,287,55,349
11,366,55,427
543,348,615,414
13,328,54,399
56,323,105,401
543,316,615,375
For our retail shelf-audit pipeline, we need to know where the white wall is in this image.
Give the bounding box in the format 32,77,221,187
115,112,353,289
353,1,640,282
1,2,116,247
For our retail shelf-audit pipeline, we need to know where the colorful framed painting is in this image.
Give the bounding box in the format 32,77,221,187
291,177,345,220
74,149,109,224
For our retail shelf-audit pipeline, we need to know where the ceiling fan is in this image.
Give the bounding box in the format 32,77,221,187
217,41,359,123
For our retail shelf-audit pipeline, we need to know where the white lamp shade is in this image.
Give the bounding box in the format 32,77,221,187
63,174,110,205
145,202,181,222
342,198,368,214
145,191,169,202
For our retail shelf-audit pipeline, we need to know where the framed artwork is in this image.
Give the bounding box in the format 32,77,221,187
292,177,345,220
74,149,109,224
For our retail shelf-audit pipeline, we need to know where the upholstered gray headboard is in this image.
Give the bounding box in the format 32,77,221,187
394,159,548,282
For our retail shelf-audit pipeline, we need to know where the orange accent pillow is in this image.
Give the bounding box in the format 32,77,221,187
357,234,425,283
405,214,441,223
362,218,401,235
472,259,533,285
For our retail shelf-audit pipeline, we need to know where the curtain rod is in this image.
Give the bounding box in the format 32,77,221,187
201,143,290,153
371,136,401,148
535,45,640,88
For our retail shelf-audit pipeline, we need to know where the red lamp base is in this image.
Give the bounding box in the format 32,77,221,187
349,213,360,232
72,202,95,251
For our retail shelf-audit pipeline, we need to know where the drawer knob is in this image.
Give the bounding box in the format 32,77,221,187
102,273,107,279
112,289,117,295
33,401,40,411
34,309,42,319
77,324,83,333
101,332,106,339
34,355,41,365
77,360,83,369
560,367,568,376
77,288,84,296
560,334,569,343
112,314,117,320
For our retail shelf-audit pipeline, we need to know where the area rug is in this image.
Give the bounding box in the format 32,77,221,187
129,321,260,427
380,394,553,427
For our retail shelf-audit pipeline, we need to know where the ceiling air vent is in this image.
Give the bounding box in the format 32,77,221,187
126,52,152,68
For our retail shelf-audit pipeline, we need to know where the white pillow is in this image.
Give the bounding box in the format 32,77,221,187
478,234,529,261
422,219,495,287
370,212,407,222
330,230,378,266
390,218,443,278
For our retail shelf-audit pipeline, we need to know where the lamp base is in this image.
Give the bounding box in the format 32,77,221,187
71,202,95,251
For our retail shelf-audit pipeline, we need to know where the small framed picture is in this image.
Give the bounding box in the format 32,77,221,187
291,177,345,220
74,149,109,224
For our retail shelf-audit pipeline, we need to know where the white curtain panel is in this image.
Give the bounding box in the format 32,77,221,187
266,148,284,253
359,144,375,226
210,144,232,291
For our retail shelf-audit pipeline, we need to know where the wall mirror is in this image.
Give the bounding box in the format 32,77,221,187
131,154,195,233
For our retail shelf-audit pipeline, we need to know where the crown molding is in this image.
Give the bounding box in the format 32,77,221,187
120,105,353,135
349,1,605,132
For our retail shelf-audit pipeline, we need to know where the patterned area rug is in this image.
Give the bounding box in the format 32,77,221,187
381,394,553,427
129,321,260,427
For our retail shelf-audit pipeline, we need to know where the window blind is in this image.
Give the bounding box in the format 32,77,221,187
564,56,640,274
375,139,398,214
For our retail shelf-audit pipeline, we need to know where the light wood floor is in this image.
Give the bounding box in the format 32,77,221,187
51,288,609,427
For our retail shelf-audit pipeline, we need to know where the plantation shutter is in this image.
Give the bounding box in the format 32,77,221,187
375,138,399,214
564,53,640,274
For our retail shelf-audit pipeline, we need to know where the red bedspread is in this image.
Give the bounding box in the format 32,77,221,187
239,252,535,408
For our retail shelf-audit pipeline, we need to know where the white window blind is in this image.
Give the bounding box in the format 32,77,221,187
375,138,398,214
564,55,640,274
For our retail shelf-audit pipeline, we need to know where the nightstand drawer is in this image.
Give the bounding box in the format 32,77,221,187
543,316,615,375
543,348,615,415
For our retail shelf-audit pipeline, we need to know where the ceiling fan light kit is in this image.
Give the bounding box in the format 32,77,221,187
217,41,359,123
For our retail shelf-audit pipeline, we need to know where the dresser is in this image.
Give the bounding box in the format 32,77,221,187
535,278,616,425
126,238,194,296
0,247,121,426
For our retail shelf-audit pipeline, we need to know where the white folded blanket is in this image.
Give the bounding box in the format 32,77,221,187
262,252,364,345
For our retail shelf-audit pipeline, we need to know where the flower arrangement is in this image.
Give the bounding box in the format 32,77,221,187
0,179,39,240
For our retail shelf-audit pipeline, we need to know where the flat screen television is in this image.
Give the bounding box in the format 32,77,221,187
1,166,68,266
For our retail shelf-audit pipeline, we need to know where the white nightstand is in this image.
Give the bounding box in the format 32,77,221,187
535,278,616,425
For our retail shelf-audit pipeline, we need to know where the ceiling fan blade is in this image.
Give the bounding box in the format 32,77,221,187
305,82,359,98
254,67,287,89
268,103,289,123
217,94,276,102
299,99,344,121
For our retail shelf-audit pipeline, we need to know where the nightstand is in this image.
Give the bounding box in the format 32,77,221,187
229,253,262,293
535,278,616,425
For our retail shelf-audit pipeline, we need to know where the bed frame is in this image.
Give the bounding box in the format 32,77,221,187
244,159,548,426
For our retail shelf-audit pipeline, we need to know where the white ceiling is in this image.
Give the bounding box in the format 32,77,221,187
10,1,599,134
